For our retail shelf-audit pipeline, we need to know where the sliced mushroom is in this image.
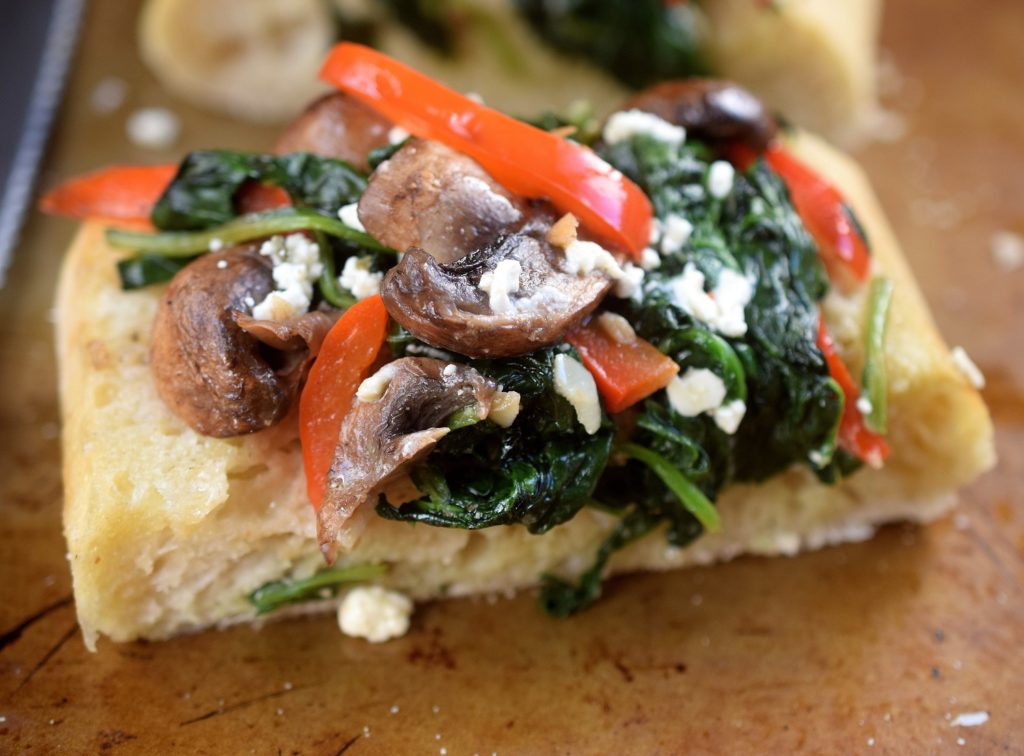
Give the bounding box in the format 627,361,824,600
273,93,393,172
621,80,778,152
318,357,497,558
358,139,527,265
381,225,613,358
235,309,333,389
150,248,330,437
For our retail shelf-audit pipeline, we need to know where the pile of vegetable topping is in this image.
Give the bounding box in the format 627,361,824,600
42,45,894,616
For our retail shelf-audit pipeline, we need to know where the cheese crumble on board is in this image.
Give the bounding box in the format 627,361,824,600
337,586,413,643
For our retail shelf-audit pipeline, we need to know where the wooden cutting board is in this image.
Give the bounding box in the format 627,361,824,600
2,0,1022,752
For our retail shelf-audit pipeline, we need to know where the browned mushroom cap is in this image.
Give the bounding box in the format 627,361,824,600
273,93,393,172
317,357,497,558
358,139,527,265
380,223,613,358
621,80,777,152
150,248,331,437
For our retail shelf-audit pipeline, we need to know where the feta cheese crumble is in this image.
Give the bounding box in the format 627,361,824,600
388,126,410,145
950,711,989,728
660,214,693,255
356,363,399,402
712,399,747,434
552,353,601,434
707,160,735,199
666,263,753,337
90,76,127,114
950,346,985,389
126,107,181,150
990,230,1024,271
488,390,522,428
338,202,365,232
339,255,383,300
856,396,874,416
666,369,746,434
640,247,662,270
596,312,636,344
666,368,727,417
251,234,323,321
478,259,522,314
338,586,413,643
603,109,686,147
562,240,644,298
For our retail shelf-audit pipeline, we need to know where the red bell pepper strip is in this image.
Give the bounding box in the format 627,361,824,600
729,143,871,287
764,145,870,287
40,166,292,225
319,43,652,259
299,295,389,508
816,315,889,468
39,164,178,224
235,182,292,214
567,320,679,414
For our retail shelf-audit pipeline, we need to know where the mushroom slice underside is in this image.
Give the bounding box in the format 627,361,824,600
381,228,613,358
317,357,497,558
150,248,329,437
358,139,526,265
621,79,778,152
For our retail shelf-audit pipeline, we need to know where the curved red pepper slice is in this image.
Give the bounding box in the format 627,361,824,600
567,320,678,413
299,295,390,509
816,316,889,468
319,43,652,259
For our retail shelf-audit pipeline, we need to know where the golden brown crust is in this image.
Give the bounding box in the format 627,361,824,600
56,133,993,648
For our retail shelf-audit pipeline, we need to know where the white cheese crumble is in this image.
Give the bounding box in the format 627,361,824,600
388,126,410,144
562,240,644,299
488,390,522,428
356,363,398,402
251,234,323,321
90,76,126,114
596,312,636,344
215,259,228,270
950,346,985,389
856,396,874,416
552,353,601,434
950,711,989,728
666,368,727,417
442,363,457,378
666,263,753,337
208,237,225,252
614,262,644,298
649,217,663,246
477,259,522,314
337,586,413,643
712,399,747,435
125,107,181,150
338,202,365,232
640,247,661,270
990,230,1024,271
603,109,686,147
339,255,383,300
707,160,735,199
660,214,693,255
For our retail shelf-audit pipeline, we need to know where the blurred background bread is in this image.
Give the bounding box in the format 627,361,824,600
139,0,880,143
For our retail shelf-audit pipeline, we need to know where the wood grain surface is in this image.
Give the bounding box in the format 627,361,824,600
2,0,1022,753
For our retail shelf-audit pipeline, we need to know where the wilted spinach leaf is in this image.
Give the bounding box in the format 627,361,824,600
515,0,709,88
376,348,614,534
152,150,367,231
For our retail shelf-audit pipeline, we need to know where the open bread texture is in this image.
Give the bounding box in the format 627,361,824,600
57,132,993,649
